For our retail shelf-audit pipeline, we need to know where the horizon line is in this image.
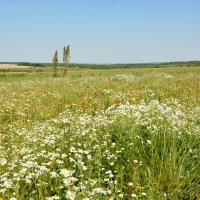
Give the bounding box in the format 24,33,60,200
0,60,200,65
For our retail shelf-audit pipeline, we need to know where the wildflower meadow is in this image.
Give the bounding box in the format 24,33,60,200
0,67,200,199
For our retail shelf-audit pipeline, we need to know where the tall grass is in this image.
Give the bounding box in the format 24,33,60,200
0,67,199,199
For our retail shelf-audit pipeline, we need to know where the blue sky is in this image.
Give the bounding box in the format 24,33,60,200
0,0,200,63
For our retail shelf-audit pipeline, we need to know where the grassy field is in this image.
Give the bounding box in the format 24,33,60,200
0,67,200,199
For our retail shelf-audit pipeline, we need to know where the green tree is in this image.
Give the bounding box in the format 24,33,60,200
53,50,58,77
63,45,70,77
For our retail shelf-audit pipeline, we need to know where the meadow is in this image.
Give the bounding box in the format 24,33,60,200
0,67,200,199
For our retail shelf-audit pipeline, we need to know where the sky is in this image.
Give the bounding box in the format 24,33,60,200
0,0,200,63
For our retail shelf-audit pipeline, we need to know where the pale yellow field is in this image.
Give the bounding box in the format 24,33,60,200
0,64,30,69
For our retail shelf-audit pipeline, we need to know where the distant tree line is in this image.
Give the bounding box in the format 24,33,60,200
2,60,199,70
17,62,46,67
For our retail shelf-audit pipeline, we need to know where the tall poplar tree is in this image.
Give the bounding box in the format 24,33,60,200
53,50,58,77
63,45,70,77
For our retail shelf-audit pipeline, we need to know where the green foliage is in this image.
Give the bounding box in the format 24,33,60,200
63,45,70,77
53,50,58,77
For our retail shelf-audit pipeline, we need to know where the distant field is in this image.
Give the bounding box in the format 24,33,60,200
0,64,30,69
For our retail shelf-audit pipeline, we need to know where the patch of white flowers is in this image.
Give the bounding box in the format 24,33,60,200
111,74,137,82
0,92,199,199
